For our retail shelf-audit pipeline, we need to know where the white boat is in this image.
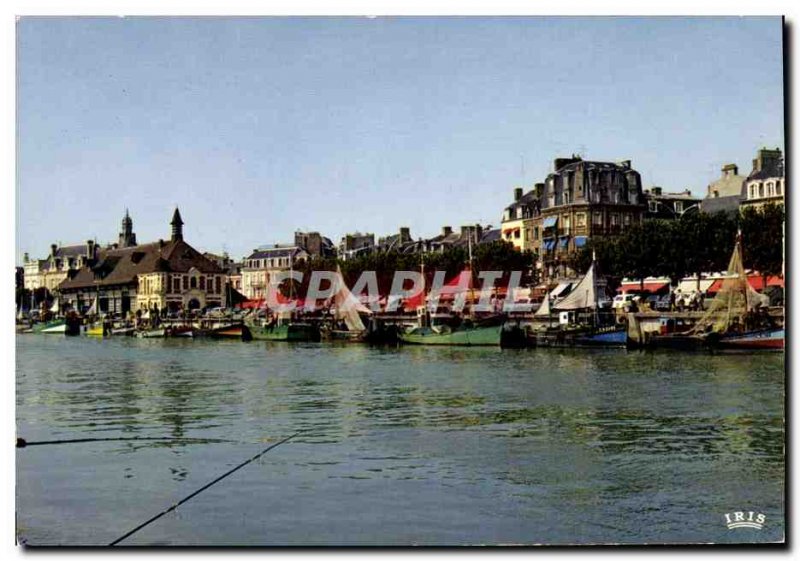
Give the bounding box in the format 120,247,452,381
136,328,166,338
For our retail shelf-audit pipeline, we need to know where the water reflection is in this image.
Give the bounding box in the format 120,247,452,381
16,336,784,545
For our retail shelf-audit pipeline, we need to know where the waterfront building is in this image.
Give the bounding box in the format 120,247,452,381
58,208,226,314
701,163,746,215
740,147,784,212
509,156,645,280
644,187,701,219
23,241,99,294
338,232,375,260
501,187,540,252
241,244,309,300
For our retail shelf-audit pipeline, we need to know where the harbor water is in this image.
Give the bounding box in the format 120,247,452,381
16,335,784,545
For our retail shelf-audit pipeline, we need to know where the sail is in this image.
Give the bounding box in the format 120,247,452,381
691,236,770,334
553,263,597,311
50,297,60,313
534,289,552,317
17,303,24,320
332,266,370,331
87,294,98,315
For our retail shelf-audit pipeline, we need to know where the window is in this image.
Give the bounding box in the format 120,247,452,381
593,212,603,226
776,181,783,196
514,230,521,239
576,213,586,227
174,278,181,292
759,183,764,198
649,201,658,213
610,214,619,226
624,214,631,225
767,182,774,197
183,276,188,290
199,276,206,290
190,277,197,289
674,201,684,214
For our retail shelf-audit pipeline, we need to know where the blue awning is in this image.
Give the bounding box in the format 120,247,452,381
558,237,569,249
542,216,558,229
543,239,556,251
574,236,587,248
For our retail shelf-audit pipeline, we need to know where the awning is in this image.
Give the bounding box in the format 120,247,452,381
574,236,587,248
502,227,520,235
677,278,715,294
707,275,784,294
238,299,265,309
542,216,558,229
558,237,569,249
616,281,670,294
543,239,556,251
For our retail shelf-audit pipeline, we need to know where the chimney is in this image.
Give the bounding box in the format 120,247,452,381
514,187,523,201
534,183,545,197
442,226,452,237
554,156,581,171
50,243,58,258
650,186,662,196
23,252,29,263
620,160,631,169
399,227,410,242
86,239,95,260
722,163,738,177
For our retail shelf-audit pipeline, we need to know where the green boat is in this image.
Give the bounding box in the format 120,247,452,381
31,319,67,334
245,320,320,342
398,323,502,346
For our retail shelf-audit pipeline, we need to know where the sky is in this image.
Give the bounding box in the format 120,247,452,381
16,16,784,263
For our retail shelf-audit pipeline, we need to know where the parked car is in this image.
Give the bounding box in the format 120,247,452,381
612,294,640,310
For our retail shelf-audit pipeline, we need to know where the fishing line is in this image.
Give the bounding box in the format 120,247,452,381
108,430,305,546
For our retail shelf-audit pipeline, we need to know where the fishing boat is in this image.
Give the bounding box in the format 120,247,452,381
320,266,372,342
32,318,67,334
110,326,136,337
648,232,780,351
136,327,166,338
246,316,320,342
398,237,504,347
399,322,503,346
167,325,194,337
86,323,106,337
528,255,623,348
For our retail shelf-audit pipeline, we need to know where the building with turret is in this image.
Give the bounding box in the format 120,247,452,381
741,147,784,212
58,208,226,314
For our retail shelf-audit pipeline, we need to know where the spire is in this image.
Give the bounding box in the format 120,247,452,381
119,208,136,247
171,207,184,241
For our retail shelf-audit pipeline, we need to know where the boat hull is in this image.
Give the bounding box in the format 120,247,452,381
246,322,320,342
398,325,502,346
716,328,784,350
136,329,166,338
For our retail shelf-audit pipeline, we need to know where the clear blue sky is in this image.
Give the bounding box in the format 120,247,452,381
16,16,784,263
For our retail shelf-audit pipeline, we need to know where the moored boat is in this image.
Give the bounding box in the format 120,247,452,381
245,320,320,342
398,323,502,346
136,328,166,338
715,328,784,350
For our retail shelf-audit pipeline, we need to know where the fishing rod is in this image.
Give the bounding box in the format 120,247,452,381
108,430,305,546
16,436,232,448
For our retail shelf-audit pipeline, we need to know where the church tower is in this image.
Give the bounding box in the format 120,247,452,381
171,207,184,241
119,209,137,248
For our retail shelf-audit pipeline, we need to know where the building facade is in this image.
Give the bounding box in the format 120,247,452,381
501,187,540,252
338,232,375,260
58,209,226,314
701,163,746,215
23,241,99,294
644,187,701,219
741,148,784,212
241,245,309,300
526,156,646,279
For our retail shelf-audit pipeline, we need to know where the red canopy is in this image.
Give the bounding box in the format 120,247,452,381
707,275,784,294
238,299,264,309
616,281,670,294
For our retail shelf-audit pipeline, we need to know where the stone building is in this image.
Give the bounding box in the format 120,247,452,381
294,231,336,258
644,187,701,219
741,147,784,212
338,232,375,260
522,156,646,279
241,245,309,300
58,208,226,314
701,163,747,215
